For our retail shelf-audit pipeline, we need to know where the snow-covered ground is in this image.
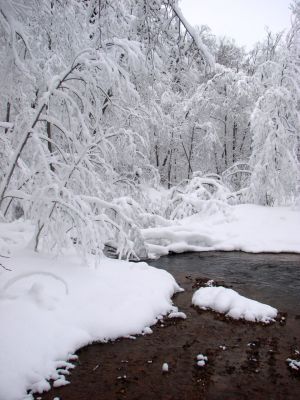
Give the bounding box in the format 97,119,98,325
142,204,300,258
192,286,278,323
0,222,181,400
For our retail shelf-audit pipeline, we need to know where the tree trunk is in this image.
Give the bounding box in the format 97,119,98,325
4,102,11,134
46,120,55,173
223,114,228,168
232,120,237,163
187,126,195,179
167,149,173,189
0,62,80,210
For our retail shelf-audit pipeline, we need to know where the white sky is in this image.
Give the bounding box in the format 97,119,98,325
180,0,292,49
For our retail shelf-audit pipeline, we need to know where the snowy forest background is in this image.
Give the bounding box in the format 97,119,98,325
0,0,300,260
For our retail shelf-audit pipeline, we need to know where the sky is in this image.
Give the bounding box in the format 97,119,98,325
180,0,292,49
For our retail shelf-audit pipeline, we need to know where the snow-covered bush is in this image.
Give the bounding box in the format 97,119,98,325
166,172,235,219
222,161,252,200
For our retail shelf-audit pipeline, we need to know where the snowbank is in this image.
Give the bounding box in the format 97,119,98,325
142,204,300,258
0,225,181,400
192,286,277,323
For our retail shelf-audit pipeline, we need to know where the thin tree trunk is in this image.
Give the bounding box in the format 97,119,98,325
102,88,112,114
0,103,47,210
179,134,193,178
213,143,220,174
167,149,173,189
239,122,250,155
232,120,237,163
46,105,55,173
187,126,195,179
153,131,159,167
0,62,80,210
5,102,10,134
223,114,228,168
162,150,169,167
155,144,159,167
167,132,174,189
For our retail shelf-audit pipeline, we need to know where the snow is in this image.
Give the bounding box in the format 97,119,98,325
0,223,181,400
192,286,277,323
162,363,169,372
0,121,14,129
286,358,300,371
171,3,215,70
197,354,208,361
52,377,70,388
168,311,187,319
142,204,300,258
196,354,208,367
142,327,153,334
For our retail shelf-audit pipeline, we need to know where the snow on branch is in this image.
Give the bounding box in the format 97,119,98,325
168,1,215,71
0,121,14,129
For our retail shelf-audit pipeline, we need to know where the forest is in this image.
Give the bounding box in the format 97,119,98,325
0,0,299,260
0,1,300,399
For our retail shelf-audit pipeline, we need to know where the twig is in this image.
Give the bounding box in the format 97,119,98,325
0,263,11,271
0,253,10,258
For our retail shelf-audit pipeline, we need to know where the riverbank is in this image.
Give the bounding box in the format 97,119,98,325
0,238,180,400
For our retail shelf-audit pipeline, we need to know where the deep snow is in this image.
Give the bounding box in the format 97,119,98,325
142,204,300,258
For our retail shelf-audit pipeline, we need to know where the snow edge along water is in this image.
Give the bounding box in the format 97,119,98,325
0,226,183,400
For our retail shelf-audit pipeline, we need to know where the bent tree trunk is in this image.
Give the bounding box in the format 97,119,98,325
0,103,46,210
0,62,79,211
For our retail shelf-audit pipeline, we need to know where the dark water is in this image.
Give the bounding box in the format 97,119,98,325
150,251,300,314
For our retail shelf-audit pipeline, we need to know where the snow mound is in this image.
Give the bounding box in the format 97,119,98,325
192,286,277,323
0,249,181,400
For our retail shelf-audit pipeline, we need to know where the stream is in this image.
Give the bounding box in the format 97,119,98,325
150,251,300,314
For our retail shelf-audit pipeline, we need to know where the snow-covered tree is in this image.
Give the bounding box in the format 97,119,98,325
248,87,300,205
248,2,300,205
0,0,214,259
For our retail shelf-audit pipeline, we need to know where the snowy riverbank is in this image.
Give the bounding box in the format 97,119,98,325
142,204,300,258
0,222,181,400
